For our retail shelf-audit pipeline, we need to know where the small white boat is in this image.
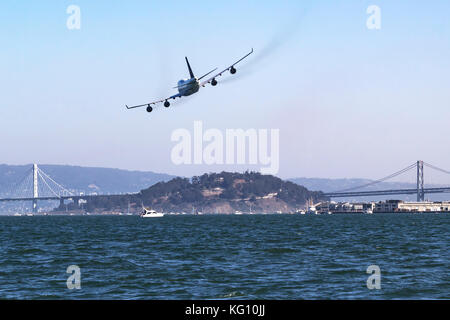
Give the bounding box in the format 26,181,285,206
26,213,34,217
141,207,164,218
234,210,243,215
14,213,22,216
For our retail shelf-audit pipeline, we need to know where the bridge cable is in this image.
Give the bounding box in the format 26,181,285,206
8,167,33,199
423,162,450,176
330,162,417,193
37,168,74,196
37,169,61,198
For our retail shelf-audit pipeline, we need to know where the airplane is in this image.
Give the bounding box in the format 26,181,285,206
125,49,253,112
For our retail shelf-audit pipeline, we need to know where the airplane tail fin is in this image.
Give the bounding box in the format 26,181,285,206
185,57,195,79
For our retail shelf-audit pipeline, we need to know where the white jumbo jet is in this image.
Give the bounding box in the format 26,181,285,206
125,49,253,112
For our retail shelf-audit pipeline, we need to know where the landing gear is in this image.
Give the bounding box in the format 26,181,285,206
146,105,153,113
211,78,217,86
164,100,170,108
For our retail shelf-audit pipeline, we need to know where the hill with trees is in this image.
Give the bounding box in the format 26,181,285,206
78,171,328,214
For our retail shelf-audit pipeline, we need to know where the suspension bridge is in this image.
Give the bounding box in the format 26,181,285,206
0,164,136,213
324,161,450,201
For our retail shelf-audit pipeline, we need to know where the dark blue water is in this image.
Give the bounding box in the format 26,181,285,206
0,214,448,299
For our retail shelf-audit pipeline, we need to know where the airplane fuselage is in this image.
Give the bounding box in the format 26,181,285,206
125,49,253,112
177,78,200,97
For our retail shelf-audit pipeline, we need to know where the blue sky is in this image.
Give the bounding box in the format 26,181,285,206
1,0,450,182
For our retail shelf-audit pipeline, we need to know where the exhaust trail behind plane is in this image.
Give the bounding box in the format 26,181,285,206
220,6,312,84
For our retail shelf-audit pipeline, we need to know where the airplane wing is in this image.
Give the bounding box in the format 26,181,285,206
200,48,254,87
125,93,182,109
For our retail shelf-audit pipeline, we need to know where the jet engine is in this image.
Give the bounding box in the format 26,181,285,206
230,67,237,74
164,100,170,108
211,78,218,86
146,106,153,113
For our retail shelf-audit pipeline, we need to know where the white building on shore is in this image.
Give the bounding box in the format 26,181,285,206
374,200,450,213
312,200,450,214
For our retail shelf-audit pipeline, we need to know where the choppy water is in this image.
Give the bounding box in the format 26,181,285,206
0,214,448,299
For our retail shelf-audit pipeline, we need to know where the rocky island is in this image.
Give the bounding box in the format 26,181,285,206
62,171,328,214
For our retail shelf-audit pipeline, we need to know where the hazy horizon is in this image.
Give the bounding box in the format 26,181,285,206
0,162,436,185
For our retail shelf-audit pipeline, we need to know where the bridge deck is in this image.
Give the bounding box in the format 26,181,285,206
0,193,138,202
324,187,450,198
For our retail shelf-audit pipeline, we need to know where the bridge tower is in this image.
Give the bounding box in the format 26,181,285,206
32,164,39,213
417,160,424,202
